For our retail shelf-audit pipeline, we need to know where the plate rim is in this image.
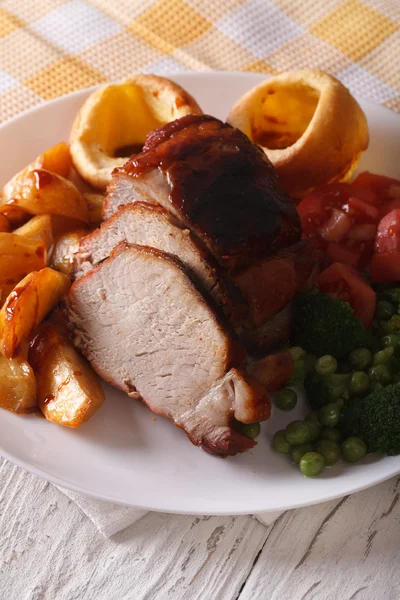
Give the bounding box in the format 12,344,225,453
0,70,399,514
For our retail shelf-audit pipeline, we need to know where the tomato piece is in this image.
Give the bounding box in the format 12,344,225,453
345,197,380,222
319,209,352,242
318,263,376,328
353,172,400,195
374,209,400,254
346,223,377,241
326,243,360,268
370,252,400,283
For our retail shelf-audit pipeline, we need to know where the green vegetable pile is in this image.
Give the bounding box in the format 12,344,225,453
269,289,400,478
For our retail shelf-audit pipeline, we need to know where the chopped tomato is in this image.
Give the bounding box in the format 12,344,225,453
297,182,380,268
352,172,400,197
318,263,376,328
345,197,380,222
374,209,400,254
326,243,360,268
370,209,400,283
319,209,352,242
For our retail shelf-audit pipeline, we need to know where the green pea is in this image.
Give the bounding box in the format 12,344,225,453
307,419,321,442
238,422,260,439
373,347,394,366
299,452,325,477
368,364,392,384
369,381,384,393
348,371,370,396
319,403,341,428
341,437,367,463
315,355,338,376
289,346,306,362
380,320,395,334
375,300,396,320
272,430,291,454
291,443,313,464
321,427,342,443
275,388,297,411
285,421,311,446
289,360,306,385
315,440,340,466
381,334,400,349
348,348,372,371
335,397,346,409
305,411,320,424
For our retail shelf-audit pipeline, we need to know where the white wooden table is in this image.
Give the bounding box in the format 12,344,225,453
0,458,398,600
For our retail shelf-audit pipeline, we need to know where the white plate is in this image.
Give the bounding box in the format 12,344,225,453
0,72,399,515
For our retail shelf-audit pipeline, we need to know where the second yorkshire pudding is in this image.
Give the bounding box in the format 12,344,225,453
227,70,369,198
70,75,202,190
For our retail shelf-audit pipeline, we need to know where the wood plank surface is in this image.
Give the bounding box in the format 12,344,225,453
0,458,398,600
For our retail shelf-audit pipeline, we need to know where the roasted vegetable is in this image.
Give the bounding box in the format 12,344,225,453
0,268,70,358
29,323,105,428
341,383,400,455
0,346,37,413
293,292,370,359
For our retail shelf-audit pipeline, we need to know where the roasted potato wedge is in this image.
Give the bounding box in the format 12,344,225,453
1,169,89,223
2,142,71,202
0,205,30,228
0,346,37,414
0,284,15,307
29,323,105,427
0,233,46,282
51,229,88,275
14,214,53,250
84,192,104,225
0,215,10,232
0,268,70,358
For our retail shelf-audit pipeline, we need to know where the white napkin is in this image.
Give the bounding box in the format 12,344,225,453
59,487,284,537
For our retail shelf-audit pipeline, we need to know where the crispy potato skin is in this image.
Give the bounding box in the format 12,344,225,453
2,142,71,202
29,323,105,427
0,268,71,358
0,346,37,414
1,169,89,223
14,214,54,250
0,232,47,283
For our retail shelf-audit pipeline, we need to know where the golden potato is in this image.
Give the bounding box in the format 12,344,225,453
0,215,10,232
0,232,46,283
2,142,71,202
14,214,53,250
0,268,70,358
84,192,104,226
0,346,37,414
29,323,105,427
1,169,89,223
0,284,15,307
0,205,30,228
51,229,88,275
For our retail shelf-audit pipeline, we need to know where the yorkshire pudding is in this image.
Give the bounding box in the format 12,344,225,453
70,75,202,190
227,70,369,198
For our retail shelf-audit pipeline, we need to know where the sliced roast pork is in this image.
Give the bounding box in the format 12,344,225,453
104,114,301,270
73,202,247,325
67,242,270,456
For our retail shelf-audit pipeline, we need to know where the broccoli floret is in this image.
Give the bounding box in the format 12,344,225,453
293,292,370,359
341,383,400,455
304,371,350,409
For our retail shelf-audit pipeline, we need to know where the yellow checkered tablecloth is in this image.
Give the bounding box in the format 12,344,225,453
0,0,399,123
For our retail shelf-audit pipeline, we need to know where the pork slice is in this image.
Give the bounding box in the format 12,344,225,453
103,114,301,270
67,242,270,456
73,202,246,325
